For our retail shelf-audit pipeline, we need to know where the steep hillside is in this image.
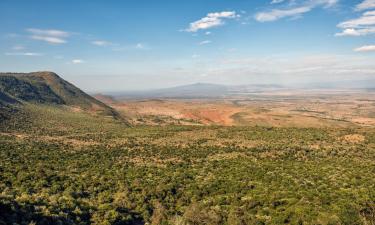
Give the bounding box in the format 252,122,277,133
0,72,121,120
0,90,18,105
0,90,19,120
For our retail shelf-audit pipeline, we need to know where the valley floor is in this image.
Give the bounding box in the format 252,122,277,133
1,104,375,224
103,90,375,128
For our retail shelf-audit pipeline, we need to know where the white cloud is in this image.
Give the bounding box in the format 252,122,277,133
27,28,70,44
324,0,339,8
356,0,375,11
72,59,84,64
271,0,286,4
338,10,375,28
199,40,212,45
205,31,211,35
336,10,375,37
186,11,238,32
255,6,311,22
354,45,375,52
335,28,361,36
365,10,375,15
92,40,112,46
5,52,42,56
31,35,66,44
27,28,69,37
255,0,338,22
335,27,375,36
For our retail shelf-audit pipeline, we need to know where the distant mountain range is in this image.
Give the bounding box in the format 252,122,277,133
0,71,119,120
110,83,286,99
107,80,375,99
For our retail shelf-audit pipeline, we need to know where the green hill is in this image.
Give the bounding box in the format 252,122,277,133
0,71,121,121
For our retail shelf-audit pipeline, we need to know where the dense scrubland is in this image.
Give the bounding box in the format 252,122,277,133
1,104,375,224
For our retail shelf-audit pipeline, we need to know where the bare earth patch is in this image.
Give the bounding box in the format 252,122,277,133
341,134,365,144
104,90,375,127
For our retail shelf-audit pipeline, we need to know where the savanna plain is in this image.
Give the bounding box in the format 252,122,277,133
1,72,375,225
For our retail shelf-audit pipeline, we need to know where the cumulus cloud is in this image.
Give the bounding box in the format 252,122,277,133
255,0,338,22
356,0,375,11
354,45,375,52
27,28,70,44
72,59,84,64
186,11,238,32
91,40,112,46
336,10,375,36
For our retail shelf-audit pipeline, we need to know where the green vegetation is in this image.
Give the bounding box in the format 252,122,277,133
0,72,120,119
1,104,375,224
0,75,64,104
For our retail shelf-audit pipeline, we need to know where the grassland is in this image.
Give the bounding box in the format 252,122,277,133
1,104,375,224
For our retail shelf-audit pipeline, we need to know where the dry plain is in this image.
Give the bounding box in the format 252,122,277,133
96,89,375,127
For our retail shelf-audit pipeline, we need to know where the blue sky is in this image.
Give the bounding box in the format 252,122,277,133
1,0,375,92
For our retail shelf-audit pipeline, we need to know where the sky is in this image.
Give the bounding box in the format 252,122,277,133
1,0,375,92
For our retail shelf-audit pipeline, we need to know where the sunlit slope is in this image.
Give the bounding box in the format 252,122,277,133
0,71,122,120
